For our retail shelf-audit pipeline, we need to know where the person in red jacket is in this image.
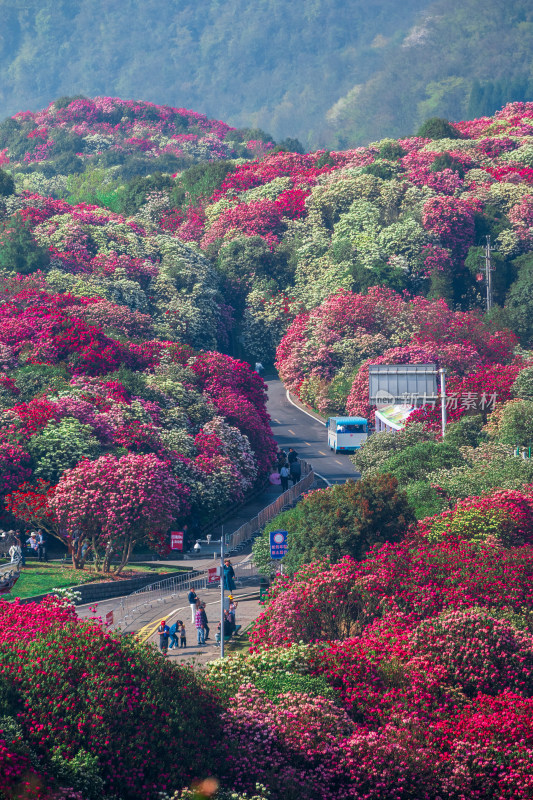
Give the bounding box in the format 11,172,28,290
157,620,170,654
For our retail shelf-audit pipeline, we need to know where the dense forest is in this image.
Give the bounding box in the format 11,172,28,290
0,0,531,147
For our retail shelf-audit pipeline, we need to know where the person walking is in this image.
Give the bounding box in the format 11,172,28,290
188,589,199,623
157,620,170,655
37,529,47,563
280,462,290,491
289,458,302,485
179,622,187,648
223,559,235,592
199,603,209,641
287,447,298,464
195,605,205,646
277,450,287,471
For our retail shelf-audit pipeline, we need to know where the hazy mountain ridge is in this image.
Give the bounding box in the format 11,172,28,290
5,0,525,146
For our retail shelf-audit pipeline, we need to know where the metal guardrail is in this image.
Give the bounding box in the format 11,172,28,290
112,559,258,629
224,462,314,552
109,463,315,629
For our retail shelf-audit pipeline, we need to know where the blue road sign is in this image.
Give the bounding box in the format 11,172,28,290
270,529,288,559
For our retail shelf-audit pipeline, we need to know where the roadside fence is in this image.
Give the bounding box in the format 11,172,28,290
225,461,314,552
107,462,315,630
111,558,259,630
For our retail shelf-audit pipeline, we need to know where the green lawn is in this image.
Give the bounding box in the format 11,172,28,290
0,562,188,601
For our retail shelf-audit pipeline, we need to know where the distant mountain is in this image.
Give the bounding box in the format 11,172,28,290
327,0,533,147
8,0,531,147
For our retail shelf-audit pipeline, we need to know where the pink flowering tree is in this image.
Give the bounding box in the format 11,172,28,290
49,453,189,571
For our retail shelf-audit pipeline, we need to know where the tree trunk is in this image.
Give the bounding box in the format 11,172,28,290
102,541,114,573
114,536,133,576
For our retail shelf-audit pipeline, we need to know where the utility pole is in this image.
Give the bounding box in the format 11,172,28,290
439,368,447,439
484,235,496,312
220,524,225,659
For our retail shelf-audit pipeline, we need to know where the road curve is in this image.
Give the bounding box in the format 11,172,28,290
266,378,360,485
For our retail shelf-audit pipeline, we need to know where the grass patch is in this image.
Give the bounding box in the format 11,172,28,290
0,561,189,601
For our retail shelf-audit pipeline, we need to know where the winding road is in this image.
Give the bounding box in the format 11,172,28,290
266,378,360,485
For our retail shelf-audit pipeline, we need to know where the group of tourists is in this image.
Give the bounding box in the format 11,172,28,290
157,575,240,654
6,530,48,565
157,619,187,653
277,447,301,491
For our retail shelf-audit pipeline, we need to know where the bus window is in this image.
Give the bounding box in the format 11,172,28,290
337,424,366,433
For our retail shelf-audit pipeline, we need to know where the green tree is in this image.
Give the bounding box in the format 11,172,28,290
505,255,533,346
27,417,101,484
13,365,70,402
498,401,533,448
378,141,406,160
0,168,15,197
417,117,462,140
117,171,174,215
405,480,446,519
171,160,236,209
512,367,533,401
351,422,433,476
0,212,50,274
280,473,414,571
429,152,465,177
382,440,465,485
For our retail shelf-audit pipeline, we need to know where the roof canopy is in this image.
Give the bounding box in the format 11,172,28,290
329,416,367,425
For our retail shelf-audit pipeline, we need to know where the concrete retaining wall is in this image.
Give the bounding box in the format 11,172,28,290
16,569,190,606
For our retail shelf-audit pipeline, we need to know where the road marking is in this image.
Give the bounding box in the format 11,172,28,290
318,450,327,456
303,441,311,446
286,390,326,426
335,459,343,465
137,591,254,644
287,429,296,435
273,418,280,423
314,471,332,487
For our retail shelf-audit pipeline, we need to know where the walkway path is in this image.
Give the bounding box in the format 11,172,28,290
77,376,357,654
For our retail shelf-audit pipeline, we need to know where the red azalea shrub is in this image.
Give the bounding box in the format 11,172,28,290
276,288,517,416
417,488,533,547
0,598,222,800
250,558,365,650
251,540,533,652
221,684,354,800
409,609,533,697
191,351,277,474
50,453,190,566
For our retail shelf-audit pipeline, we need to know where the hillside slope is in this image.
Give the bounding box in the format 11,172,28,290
1,0,531,146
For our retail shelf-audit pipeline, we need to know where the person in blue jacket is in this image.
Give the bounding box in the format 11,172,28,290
169,620,181,649
223,559,235,591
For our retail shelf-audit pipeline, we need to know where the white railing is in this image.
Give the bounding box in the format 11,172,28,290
111,559,259,630
109,463,314,629
225,461,314,552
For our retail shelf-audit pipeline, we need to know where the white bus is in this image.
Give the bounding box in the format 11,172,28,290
327,416,368,453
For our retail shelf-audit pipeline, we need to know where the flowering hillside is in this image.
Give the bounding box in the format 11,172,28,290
1,95,265,174
0,278,275,566
1,95,533,797
106,101,531,372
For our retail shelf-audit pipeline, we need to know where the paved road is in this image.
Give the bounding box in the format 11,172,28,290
76,378,358,639
266,378,359,485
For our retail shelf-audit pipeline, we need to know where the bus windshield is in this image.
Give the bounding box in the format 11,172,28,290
337,424,366,433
